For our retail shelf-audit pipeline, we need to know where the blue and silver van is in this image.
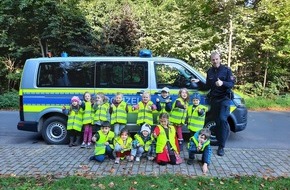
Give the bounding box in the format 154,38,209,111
17,51,247,144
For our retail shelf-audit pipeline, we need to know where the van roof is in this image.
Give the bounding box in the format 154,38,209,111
27,56,185,63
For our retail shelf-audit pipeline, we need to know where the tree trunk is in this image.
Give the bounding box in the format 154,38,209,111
262,54,269,96
227,15,233,68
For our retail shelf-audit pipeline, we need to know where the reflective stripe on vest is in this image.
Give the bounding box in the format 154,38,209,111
190,135,210,151
67,110,83,132
134,133,154,151
94,103,110,122
114,136,133,152
94,130,115,155
136,101,154,125
170,98,188,124
155,125,177,153
82,102,93,125
187,105,207,132
111,101,128,124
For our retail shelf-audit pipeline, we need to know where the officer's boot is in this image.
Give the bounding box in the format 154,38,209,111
69,136,74,147
73,136,81,146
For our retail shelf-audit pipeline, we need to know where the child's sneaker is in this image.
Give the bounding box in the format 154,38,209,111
115,157,120,164
187,159,194,165
148,156,154,161
135,157,140,162
86,143,92,149
89,155,95,161
126,155,134,162
80,142,86,148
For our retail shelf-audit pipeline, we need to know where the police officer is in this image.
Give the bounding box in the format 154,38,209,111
206,51,235,156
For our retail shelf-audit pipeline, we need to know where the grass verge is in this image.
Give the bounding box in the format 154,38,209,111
0,174,289,189
244,95,290,111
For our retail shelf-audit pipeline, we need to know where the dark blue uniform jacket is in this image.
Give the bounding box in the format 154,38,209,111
206,64,235,100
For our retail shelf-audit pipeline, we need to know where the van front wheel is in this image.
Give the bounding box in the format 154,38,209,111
42,116,68,144
204,121,218,146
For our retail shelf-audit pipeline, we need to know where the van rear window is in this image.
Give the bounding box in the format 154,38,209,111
37,61,148,88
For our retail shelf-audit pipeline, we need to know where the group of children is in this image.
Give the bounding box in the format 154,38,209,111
62,87,212,174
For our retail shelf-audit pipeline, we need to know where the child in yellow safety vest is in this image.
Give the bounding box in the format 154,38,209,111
89,121,115,162
187,128,212,174
186,93,208,137
132,91,157,126
153,113,182,165
80,92,94,149
109,92,129,136
93,92,110,131
113,128,133,164
131,123,156,162
170,88,190,150
62,96,83,147
156,87,172,114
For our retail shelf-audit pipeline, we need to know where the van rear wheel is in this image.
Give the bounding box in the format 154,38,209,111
42,116,68,144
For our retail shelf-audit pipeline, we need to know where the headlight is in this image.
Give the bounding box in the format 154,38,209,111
233,98,246,107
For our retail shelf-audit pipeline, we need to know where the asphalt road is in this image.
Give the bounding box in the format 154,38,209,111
0,110,290,149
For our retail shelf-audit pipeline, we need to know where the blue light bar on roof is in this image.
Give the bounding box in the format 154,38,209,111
139,49,152,57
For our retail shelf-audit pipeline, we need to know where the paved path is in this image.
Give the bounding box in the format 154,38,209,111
1,145,289,178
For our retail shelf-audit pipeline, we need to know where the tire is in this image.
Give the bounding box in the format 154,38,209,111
204,121,218,146
42,116,68,144
204,121,230,146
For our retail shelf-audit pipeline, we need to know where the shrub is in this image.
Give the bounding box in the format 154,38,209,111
0,90,19,109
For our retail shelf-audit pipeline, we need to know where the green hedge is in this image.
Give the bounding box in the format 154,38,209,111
0,90,19,109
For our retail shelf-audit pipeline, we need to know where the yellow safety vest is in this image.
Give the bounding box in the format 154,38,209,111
110,101,128,125
187,105,208,132
188,135,210,151
136,101,154,125
134,133,154,151
82,101,94,125
94,102,110,122
94,130,115,155
114,136,133,152
170,98,188,124
67,109,83,132
155,125,177,153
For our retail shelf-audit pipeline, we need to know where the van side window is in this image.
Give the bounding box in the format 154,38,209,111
154,62,193,89
96,61,148,88
37,62,95,87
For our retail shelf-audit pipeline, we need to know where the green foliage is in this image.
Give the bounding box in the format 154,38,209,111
245,94,290,110
0,175,289,189
0,90,19,109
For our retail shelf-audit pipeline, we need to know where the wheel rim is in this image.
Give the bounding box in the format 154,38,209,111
205,121,217,141
46,122,67,142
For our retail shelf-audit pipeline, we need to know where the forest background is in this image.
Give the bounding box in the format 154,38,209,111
0,0,289,104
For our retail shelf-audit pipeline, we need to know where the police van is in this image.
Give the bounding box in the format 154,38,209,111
17,51,248,144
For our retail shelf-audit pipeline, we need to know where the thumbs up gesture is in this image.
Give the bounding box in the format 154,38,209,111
215,78,223,87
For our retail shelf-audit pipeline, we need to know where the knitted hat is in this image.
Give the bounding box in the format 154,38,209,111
192,93,201,100
141,123,151,134
71,96,80,103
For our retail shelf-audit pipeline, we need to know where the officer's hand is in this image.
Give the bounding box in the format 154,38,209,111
191,78,200,83
215,78,223,87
